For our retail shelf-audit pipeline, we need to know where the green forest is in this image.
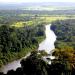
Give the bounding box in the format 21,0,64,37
0,10,46,67
0,24,45,67
0,9,75,75
51,19,75,72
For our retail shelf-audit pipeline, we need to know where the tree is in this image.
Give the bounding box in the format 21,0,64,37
20,51,48,75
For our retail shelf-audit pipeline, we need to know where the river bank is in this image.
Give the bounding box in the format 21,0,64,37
0,24,56,74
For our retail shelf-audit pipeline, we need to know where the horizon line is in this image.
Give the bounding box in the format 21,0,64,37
1,2,75,4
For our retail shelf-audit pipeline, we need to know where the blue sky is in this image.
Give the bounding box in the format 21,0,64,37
0,0,75,3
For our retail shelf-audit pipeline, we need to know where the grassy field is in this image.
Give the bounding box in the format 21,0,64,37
41,16,75,23
11,21,34,27
11,14,75,27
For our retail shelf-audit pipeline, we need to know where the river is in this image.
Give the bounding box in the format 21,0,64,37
0,24,56,74
38,24,56,54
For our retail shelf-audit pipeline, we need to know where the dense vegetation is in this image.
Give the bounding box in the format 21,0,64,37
0,24,45,67
0,9,72,68
51,19,75,49
0,9,75,75
0,51,67,75
51,19,75,72
1,51,75,75
0,9,49,67
0,10,75,26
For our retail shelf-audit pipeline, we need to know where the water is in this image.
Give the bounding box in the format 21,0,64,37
0,53,30,74
0,60,21,73
38,24,57,54
0,24,56,74
38,24,56,64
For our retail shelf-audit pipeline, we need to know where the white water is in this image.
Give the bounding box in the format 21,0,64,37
0,24,56,74
38,24,56,54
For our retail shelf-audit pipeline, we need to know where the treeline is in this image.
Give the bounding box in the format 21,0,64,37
0,51,75,75
51,19,75,49
1,10,75,16
51,19,75,72
0,24,45,67
0,10,75,26
0,12,34,25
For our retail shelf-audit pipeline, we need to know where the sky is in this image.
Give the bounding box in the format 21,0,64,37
0,0,75,3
